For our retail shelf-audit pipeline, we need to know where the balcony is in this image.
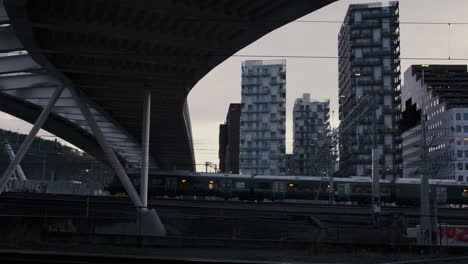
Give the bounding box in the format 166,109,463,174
242,90,269,96
351,39,382,48
270,117,286,122
350,31,372,39
242,127,269,132
270,79,286,85
242,145,270,151
240,154,261,160
351,21,381,29
362,10,394,19
250,98,270,103
353,58,382,66
270,98,286,104
242,71,270,77
242,108,270,113
240,117,259,122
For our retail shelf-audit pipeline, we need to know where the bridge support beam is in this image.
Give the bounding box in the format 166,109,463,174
0,86,65,194
140,89,151,207
71,87,165,236
3,140,27,181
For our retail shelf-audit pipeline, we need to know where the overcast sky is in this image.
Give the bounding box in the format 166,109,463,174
1,0,468,172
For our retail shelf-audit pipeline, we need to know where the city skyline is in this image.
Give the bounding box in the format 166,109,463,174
188,0,468,172
1,0,468,172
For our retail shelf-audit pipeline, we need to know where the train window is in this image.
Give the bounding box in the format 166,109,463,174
255,182,272,190
381,186,390,194
234,181,245,189
273,182,287,192
208,183,214,190
151,179,163,185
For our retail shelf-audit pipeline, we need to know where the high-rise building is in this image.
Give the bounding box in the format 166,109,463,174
218,124,227,172
240,60,286,175
337,2,401,179
401,65,468,181
293,93,330,175
218,103,241,174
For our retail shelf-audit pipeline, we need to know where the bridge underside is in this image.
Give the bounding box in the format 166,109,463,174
1,0,335,170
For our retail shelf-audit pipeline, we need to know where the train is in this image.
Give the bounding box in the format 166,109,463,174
106,170,468,205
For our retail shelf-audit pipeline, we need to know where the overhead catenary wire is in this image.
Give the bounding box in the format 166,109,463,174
13,50,468,62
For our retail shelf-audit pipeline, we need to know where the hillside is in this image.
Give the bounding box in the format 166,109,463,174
0,129,112,188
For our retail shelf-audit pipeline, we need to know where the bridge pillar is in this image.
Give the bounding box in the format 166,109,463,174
71,87,165,236
140,89,151,207
0,86,65,194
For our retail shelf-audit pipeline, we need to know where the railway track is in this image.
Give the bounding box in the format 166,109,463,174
0,192,467,221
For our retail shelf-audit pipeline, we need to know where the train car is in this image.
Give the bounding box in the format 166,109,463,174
333,177,393,203
394,178,468,205
107,170,254,200
106,171,468,205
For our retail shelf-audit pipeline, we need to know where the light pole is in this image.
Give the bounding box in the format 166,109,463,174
355,72,380,218
354,73,361,154
419,64,432,245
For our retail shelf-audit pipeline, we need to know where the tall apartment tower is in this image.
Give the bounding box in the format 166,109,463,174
293,93,330,175
338,2,401,179
218,103,241,174
240,60,286,175
401,65,468,181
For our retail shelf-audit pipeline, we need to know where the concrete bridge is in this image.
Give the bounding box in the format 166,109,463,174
0,0,336,233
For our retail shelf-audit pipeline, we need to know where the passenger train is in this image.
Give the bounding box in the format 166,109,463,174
106,171,468,205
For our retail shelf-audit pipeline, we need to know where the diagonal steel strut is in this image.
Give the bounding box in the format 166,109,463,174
0,86,65,194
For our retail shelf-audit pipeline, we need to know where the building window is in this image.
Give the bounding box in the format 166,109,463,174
457,126,462,133
457,138,462,145
458,150,463,158
458,176,464,182
456,113,461,120
465,126,468,133
465,113,468,120
458,163,463,170
465,163,468,170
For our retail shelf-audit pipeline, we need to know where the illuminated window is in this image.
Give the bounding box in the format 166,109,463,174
181,179,187,183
